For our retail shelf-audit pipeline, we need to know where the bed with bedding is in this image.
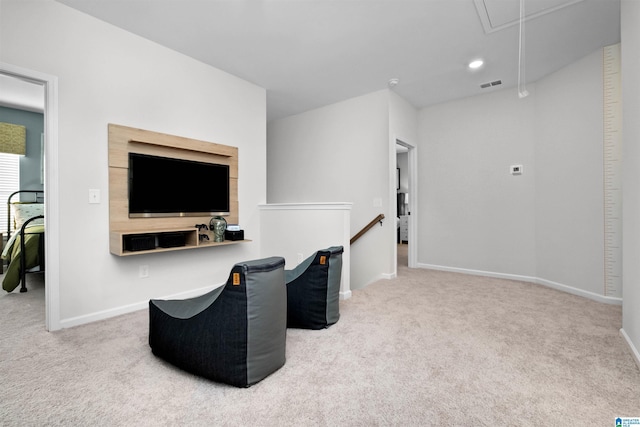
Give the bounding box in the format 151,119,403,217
2,190,45,293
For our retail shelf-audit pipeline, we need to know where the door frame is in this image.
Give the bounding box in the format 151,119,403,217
394,137,417,270
1,62,60,331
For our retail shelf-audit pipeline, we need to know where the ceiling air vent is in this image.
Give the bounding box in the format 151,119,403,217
480,80,502,89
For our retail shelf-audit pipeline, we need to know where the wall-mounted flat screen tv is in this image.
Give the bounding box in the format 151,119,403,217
128,153,230,218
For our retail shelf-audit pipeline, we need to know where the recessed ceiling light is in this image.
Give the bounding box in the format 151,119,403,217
468,59,484,70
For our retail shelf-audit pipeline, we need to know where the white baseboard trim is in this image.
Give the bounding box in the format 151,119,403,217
340,290,352,300
535,277,622,305
61,263,623,329
61,278,353,329
620,328,640,371
349,273,392,294
59,284,221,329
418,263,534,282
417,263,622,305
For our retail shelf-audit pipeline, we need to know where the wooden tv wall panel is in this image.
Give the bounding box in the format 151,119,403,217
108,124,240,256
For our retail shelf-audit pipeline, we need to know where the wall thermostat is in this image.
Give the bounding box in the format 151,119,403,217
510,165,523,175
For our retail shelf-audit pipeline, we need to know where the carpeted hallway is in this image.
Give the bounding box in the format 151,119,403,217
1,257,639,425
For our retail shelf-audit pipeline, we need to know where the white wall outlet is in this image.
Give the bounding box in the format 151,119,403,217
139,265,149,278
510,165,523,175
89,189,101,204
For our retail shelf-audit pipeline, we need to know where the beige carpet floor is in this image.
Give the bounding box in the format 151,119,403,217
1,251,639,426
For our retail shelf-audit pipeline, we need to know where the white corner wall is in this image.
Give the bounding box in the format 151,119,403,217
267,90,393,290
418,88,537,277
259,203,352,298
535,48,606,298
417,47,613,304
1,0,266,327
621,0,640,368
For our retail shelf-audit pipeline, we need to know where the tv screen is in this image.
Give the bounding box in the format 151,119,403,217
128,153,230,217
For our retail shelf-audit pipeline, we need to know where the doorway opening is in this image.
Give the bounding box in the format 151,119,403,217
0,63,60,331
395,139,416,270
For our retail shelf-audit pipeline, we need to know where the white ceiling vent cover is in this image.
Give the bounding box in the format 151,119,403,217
480,80,502,89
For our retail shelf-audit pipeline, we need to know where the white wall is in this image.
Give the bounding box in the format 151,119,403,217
389,91,419,150
1,0,266,326
621,0,640,367
418,88,537,276
259,203,352,297
535,48,605,297
267,90,392,289
418,47,611,302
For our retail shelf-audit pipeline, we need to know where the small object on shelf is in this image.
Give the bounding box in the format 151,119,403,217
158,232,187,248
225,230,244,241
124,234,156,252
209,216,227,242
227,224,241,232
195,224,211,242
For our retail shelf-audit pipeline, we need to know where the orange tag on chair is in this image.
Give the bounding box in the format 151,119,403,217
233,273,240,285
320,256,327,265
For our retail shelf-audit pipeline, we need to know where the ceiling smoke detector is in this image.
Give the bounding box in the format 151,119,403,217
388,78,400,88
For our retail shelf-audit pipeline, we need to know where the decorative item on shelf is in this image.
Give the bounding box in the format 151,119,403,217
195,223,210,242
158,232,187,248
209,216,227,242
225,223,244,241
225,229,244,241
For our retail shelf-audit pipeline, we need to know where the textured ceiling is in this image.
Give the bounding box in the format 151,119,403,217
47,1,620,121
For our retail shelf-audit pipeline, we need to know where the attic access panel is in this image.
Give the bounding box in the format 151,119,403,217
474,0,584,33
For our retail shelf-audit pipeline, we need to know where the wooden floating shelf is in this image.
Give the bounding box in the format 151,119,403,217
108,124,243,257
110,228,250,256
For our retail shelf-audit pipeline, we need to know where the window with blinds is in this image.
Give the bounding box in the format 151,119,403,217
0,153,20,234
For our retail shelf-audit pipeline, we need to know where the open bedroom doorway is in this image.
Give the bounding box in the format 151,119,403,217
0,63,60,331
395,139,416,270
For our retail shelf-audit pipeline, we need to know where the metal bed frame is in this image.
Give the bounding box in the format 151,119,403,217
6,190,45,293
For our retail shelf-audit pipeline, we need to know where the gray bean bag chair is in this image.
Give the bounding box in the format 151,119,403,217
148,256,286,387
286,246,343,329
